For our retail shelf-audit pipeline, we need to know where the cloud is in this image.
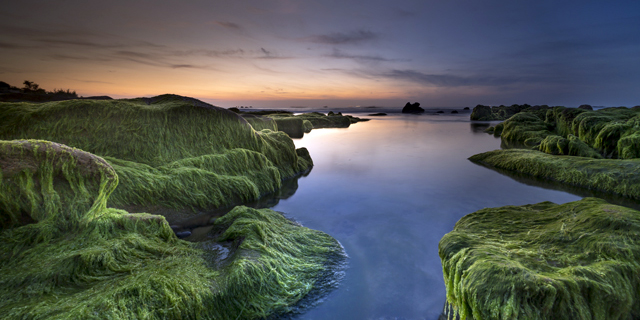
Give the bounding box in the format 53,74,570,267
325,49,399,62
215,21,242,30
305,30,379,45
385,69,513,87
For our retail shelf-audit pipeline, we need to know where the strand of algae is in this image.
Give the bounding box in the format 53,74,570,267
439,198,640,320
0,139,345,319
0,95,312,213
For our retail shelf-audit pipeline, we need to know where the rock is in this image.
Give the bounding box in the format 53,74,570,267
440,198,640,320
436,110,444,114
578,104,593,110
469,104,493,120
463,107,470,110
175,231,192,238
401,102,424,114
368,112,387,116
451,110,458,114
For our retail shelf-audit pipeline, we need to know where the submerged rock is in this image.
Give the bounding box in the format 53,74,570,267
402,102,424,113
440,198,640,320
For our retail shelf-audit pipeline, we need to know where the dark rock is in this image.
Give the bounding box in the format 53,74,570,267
175,231,192,239
578,104,593,110
228,107,240,113
401,102,424,114
436,110,444,114
451,110,459,114
368,112,387,116
470,104,493,120
463,107,470,110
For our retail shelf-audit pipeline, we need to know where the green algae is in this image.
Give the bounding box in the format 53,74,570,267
0,96,312,213
439,198,640,320
0,139,345,319
470,149,640,199
470,104,537,121
496,106,640,159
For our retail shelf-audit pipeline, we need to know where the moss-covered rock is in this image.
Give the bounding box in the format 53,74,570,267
0,139,345,319
496,106,640,159
440,198,640,320
470,104,538,121
0,96,312,214
470,149,640,199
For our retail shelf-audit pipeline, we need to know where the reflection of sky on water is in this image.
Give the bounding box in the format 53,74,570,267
273,114,582,319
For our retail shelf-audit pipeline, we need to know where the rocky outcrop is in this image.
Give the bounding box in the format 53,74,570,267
440,198,640,320
401,102,424,113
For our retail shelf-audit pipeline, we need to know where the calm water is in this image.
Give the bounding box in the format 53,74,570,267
270,113,584,320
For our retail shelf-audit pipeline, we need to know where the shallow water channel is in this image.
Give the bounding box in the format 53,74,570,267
269,113,586,320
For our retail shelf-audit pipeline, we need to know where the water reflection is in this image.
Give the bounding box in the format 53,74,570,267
469,121,491,134
274,114,583,319
472,161,640,210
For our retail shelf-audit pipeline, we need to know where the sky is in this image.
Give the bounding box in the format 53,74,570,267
1,0,640,108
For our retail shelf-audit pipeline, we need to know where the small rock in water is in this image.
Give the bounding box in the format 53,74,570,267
451,110,459,114
175,231,192,239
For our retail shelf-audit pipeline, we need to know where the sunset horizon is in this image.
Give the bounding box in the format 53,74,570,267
3,0,640,108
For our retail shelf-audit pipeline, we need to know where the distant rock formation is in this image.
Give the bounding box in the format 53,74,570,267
578,104,593,110
402,102,424,113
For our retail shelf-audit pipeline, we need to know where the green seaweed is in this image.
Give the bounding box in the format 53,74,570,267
470,149,640,199
0,96,312,213
497,106,640,159
0,139,345,319
440,198,640,320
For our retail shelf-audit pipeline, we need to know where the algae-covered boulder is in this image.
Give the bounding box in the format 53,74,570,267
0,139,346,319
0,95,312,214
470,104,534,121
0,139,117,229
470,149,640,199
496,106,640,159
440,198,640,320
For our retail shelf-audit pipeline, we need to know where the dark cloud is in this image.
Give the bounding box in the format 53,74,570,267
37,38,125,48
384,69,524,87
170,64,198,69
0,42,24,49
326,49,399,62
305,30,379,45
215,21,242,30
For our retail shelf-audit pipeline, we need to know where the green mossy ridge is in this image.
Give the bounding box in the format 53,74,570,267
470,104,539,121
237,111,367,138
538,134,603,158
0,96,312,212
470,149,640,199
439,198,640,320
0,139,345,319
497,106,640,159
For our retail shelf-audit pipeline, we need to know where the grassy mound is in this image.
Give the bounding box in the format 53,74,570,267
0,139,345,319
237,111,367,138
494,106,640,159
440,198,640,320
470,104,540,121
470,149,640,199
0,95,312,214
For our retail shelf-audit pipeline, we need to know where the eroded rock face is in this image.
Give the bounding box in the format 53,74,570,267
440,198,640,320
401,102,424,113
0,140,117,229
